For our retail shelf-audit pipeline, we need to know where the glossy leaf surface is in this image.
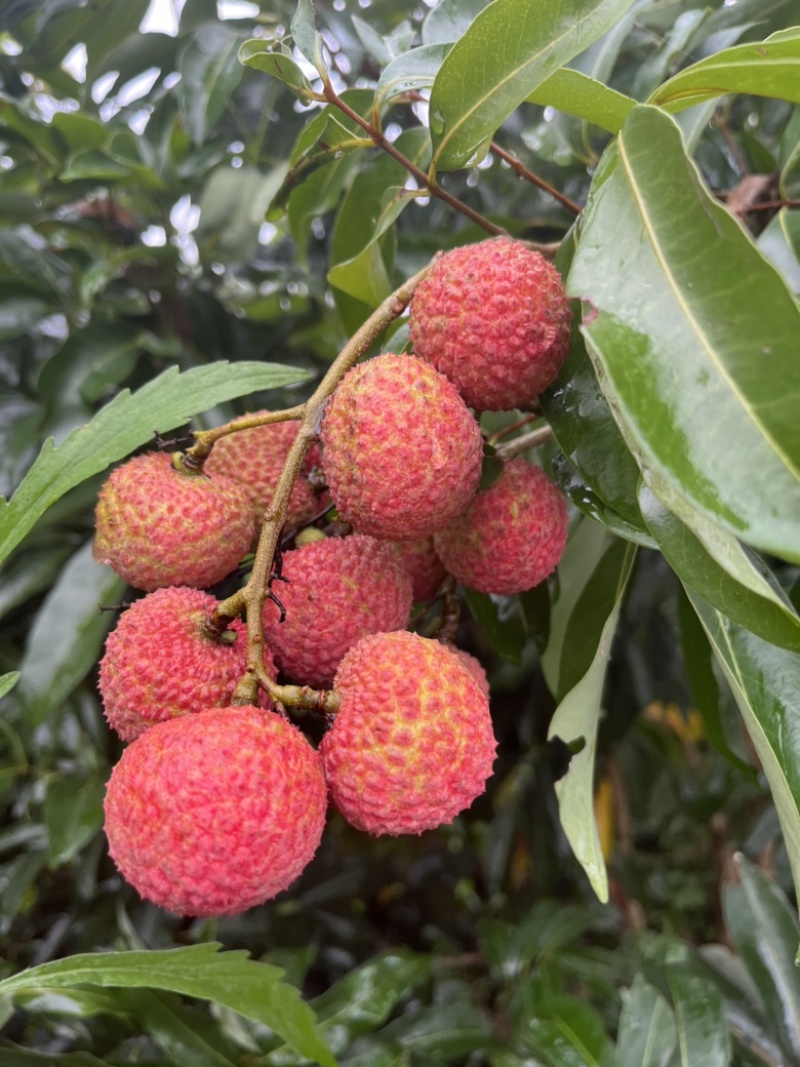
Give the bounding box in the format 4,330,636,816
569,104,800,564
527,68,634,132
429,0,635,170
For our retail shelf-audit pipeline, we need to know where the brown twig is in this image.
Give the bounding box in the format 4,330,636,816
209,265,434,707
490,142,582,216
495,424,554,460
185,406,306,469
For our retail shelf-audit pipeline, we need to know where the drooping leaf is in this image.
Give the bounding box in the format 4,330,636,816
689,592,800,908
177,22,245,145
527,68,635,133
639,484,800,652
547,539,636,901
428,0,635,171
0,944,334,1067
651,28,800,112
16,540,124,727
723,854,800,1059
0,361,310,567
568,104,800,565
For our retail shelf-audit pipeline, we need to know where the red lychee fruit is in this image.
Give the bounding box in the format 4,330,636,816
408,237,572,411
98,587,276,741
320,354,483,540
104,706,327,917
445,644,490,700
94,452,254,591
433,459,568,595
321,631,496,835
392,537,447,602
263,534,412,687
204,415,324,528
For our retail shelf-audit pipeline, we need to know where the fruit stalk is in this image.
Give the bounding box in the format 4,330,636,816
211,264,433,706
184,405,306,468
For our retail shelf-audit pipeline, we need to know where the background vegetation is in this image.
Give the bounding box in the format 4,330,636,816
0,0,799,1063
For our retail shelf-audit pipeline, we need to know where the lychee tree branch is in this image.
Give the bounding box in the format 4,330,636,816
208,264,433,706
496,424,554,460
490,142,582,217
184,405,306,469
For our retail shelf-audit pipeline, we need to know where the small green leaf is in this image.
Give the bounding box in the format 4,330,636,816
44,772,106,867
0,361,310,567
177,22,245,144
239,40,316,99
421,0,487,46
651,29,800,112
0,944,334,1067
375,44,452,112
527,68,634,133
0,673,20,701
429,0,636,171
524,995,616,1065
464,589,527,665
290,0,325,75
196,165,288,263
723,854,800,1060
547,539,636,902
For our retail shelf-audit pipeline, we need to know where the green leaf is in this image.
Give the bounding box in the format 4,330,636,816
688,592,800,910
464,588,527,665
44,771,106,867
723,854,800,1059
290,0,325,75
239,40,316,99
0,1042,111,1066
615,975,677,1067
0,944,334,1067
662,962,731,1067
421,0,487,46
382,1001,495,1058
758,207,800,294
375,44,451,112
115,988,242,1067
569,105,800,565
639,484,800,653
0,361,310,567
650,29,800,112
16,540,124,726
428,0,635,171
177,22,245,144
0,673,20,701
196,164,289,263
527,68,634,133
547,539,636,902
524,995,615,1066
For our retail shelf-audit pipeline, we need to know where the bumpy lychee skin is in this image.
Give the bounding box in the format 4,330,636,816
94,452,254,591
409,237,572,411
104,706,327,917
99,587,276,741
205,415,324,527
445,644,490,700
434,459,568,596
392,537,447,602
320,354,483,540
263,534,413,687
321,631,496,835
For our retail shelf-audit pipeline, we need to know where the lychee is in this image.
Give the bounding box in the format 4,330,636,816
99,587,276,741
392,537,447,602
445,644,490,700
104,706,327,916
262,534,413,687
320,354,483,540
94,452,254,591
321,631,496,835
433,459,568,595
408,237,572,411
205,415,324,527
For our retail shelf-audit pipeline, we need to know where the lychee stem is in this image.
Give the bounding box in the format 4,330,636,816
184,405,306,469
495,424,554,460
212,264,433,706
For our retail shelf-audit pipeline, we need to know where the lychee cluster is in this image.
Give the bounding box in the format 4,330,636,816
93,236,572,919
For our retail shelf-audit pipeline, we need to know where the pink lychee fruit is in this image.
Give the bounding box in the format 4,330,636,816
321,631,496,835
204,415,325,527
104,706,327,916
433,459,568,595
263,534,413,687
94,452,254,591
408,237,572,411
320,354,483,540
445,644,490,700
392,537,447,602
98,587,277,741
